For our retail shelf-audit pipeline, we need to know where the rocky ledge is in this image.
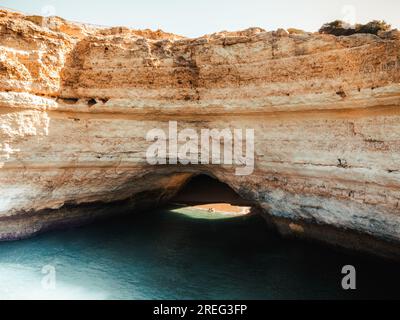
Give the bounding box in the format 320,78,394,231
1,9,400,258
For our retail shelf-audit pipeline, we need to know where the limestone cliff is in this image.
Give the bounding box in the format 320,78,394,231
1,9,400,258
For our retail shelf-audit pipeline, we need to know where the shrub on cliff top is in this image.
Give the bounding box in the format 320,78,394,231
319,20,391,36
319,20,355,36
355,20,391,35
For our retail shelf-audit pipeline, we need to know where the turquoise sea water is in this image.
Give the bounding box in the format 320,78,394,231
0,208,399,300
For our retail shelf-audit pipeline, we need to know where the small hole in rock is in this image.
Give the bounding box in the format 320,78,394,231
336,90,346,98
87,99,97,107
58,98,79,104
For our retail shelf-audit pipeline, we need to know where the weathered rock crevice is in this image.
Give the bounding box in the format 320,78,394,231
1,9,400,258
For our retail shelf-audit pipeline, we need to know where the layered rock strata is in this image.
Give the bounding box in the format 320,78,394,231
1,9,400,258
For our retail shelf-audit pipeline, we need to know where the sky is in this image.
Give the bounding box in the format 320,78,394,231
0,0,399,38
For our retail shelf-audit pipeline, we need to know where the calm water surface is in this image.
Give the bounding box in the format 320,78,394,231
0,207,399,300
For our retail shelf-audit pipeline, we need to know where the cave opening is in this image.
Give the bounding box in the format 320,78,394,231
168,174,258,219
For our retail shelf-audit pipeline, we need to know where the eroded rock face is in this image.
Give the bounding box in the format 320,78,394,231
1,9,400,257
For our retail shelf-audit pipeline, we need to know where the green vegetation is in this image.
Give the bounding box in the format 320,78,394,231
319,20,391,36
355,20,392,35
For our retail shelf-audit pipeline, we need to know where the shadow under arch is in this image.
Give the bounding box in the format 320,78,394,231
171,173,254,206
